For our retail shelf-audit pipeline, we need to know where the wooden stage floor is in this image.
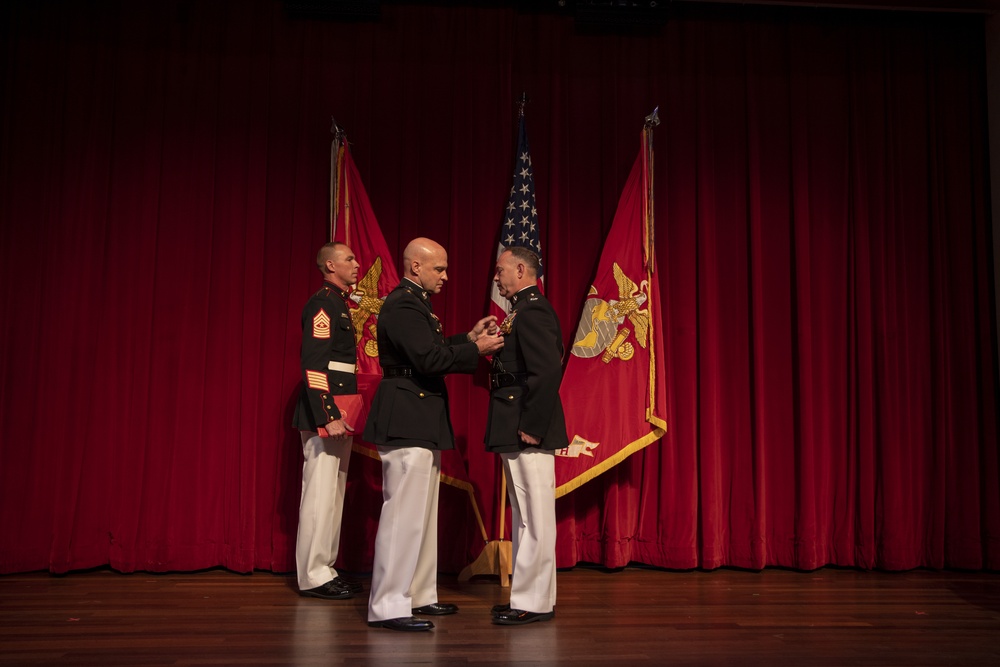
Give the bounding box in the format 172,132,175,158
1,566,999,666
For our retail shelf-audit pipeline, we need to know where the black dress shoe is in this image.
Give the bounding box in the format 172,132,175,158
333,576,363,593
368,616,435,632
300,580,353,600
492,603,554,616
412,603,458,616
492,608,555,625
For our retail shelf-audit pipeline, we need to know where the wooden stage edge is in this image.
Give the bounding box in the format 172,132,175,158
2,565,999,666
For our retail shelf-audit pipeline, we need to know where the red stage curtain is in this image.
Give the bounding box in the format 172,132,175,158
0,1,996,574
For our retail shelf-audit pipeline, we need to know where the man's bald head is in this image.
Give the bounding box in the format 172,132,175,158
402,237,444,268
402,237,450,294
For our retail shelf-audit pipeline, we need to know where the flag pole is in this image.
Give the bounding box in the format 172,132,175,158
642,107,661,425
330,118,350,244
458,471,512,587
330,118,343,243
642,106,659,274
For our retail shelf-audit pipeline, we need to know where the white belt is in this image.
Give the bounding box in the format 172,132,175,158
327,361,356,374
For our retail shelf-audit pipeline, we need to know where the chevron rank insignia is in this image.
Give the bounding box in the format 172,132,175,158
312,309,330,339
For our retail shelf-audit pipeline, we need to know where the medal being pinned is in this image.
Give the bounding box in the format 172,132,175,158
498,312,518,335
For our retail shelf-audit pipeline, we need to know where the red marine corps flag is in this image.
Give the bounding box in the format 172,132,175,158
330,125,399,381
555,110,667,497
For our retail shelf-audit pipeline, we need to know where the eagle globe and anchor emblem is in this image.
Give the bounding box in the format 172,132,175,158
348,256,387,358
558,261,650,459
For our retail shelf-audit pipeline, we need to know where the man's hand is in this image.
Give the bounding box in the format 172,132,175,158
475,332,504,356
518,430,541,446
325,419,350,439
468,315,498,341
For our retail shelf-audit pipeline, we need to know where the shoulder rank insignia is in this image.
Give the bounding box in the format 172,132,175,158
312,308,331,339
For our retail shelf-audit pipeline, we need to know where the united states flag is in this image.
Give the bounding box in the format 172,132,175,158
490,112,543,319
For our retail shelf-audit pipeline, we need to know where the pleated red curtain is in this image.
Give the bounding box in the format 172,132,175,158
0,1,995,574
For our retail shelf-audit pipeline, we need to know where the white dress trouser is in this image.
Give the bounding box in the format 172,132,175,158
502,448,557,614
296,431,352,591
368,446,441,622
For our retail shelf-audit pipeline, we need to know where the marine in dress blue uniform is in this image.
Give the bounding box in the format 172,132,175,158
486,246,568,625
364,237,504,632
291,242,363,600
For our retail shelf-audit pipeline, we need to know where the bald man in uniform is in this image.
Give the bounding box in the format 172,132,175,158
486,246,567,625
364,237,504,632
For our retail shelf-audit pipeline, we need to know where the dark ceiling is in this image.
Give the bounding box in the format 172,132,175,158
281,0,1000,24
673,0,999,12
